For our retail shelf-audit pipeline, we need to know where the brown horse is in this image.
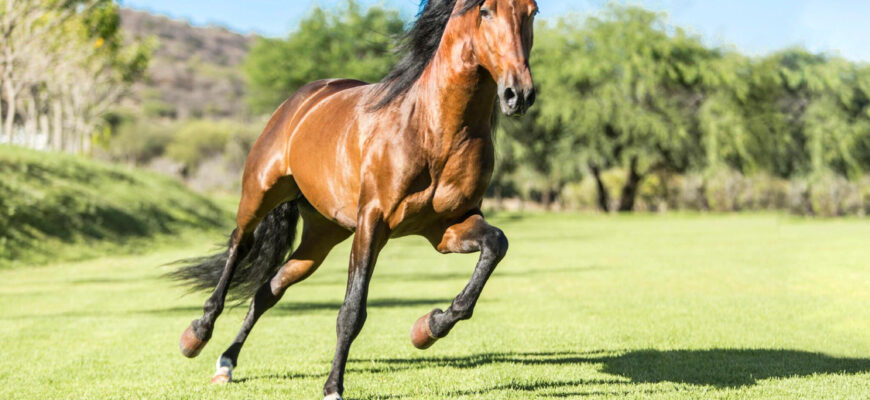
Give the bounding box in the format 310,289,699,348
173,0,538,398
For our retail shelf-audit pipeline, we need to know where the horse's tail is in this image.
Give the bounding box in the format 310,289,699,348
169,200,299,301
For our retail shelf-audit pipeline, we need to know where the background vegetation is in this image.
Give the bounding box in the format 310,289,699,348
498,5,870,214
0,145,229,267
4,1,869,216
0,0,151,153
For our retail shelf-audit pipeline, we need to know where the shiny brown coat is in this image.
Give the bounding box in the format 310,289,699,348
179,1,538,398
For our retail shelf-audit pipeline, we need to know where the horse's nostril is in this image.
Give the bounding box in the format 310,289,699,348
526,89,536,108
504,87,517,104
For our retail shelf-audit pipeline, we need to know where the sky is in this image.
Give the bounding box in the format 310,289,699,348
121,0,870,62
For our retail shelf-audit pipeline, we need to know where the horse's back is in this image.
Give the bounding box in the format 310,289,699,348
243,79,368,182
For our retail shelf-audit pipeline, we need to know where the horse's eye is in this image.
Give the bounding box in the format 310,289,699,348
480,7,493,19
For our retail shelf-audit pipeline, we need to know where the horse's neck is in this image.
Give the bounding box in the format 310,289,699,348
412,29,497,153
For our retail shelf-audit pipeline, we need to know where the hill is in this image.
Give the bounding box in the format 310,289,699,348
0,145,232,268
119,8,255,120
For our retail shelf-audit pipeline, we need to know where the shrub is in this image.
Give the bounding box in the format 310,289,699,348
164,119,259,176
703,168,749,212
635,173,667,212
744,174,789,210
787,179,813,216
861,177,870,216
807,173,862,217
107,119,175,164
560,178,599,210
669,173,707,211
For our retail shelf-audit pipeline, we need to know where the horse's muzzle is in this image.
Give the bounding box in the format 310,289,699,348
498,81,536,116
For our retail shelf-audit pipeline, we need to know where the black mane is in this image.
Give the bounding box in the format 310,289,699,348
372,0,485,109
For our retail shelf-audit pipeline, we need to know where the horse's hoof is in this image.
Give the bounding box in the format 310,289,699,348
179,324,208,358
211,355,233,384
410,310,438,350
323,394,343,400
211,371,231,384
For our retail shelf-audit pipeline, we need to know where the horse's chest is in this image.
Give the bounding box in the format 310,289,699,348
431,139,493,215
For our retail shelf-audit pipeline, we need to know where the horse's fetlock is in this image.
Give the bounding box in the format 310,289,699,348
483,227,508,261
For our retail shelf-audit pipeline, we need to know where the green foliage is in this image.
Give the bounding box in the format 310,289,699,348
0,145,230,268
99,2,870,215
550,166,870,216
243,0,404,114
106,115,176,164
493,4,870,211
165,120,257,174
82,1,154,83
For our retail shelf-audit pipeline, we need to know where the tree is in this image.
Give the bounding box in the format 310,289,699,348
243,0,404,114
532,6,720,211
0,0,151,152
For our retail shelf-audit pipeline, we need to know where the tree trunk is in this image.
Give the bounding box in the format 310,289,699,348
52,99,63,151
541,188,552,210
589,163,610,212
39,108,49,148
618,157,643,212
3,79,15,143
24,93,36,147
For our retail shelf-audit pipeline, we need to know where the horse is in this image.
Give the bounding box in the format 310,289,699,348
172,0,538,398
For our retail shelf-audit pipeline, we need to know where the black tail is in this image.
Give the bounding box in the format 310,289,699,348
170,200,299,301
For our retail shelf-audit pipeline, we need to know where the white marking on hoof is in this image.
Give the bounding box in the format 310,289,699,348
323,393,343,400
211,355,234,384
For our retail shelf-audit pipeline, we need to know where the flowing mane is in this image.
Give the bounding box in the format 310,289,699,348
372,0,485,109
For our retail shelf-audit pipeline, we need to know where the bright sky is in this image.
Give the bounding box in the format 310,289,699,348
120,0,870,62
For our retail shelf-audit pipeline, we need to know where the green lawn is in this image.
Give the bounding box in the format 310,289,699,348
0,213,868,399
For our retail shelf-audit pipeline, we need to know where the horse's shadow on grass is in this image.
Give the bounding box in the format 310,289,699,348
597,348,870,387
350,348,870,391
235,349,869,398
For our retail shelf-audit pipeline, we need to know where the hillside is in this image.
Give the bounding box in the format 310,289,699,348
119,8,255,119
0,145,232,268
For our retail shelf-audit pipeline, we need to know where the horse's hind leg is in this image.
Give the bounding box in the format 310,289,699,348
212,203,351,383
411,213,508,349
179,176,297,358
179,227,253,358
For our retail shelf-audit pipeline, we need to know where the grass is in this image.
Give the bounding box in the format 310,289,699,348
0,145,231,268
0,213,868,399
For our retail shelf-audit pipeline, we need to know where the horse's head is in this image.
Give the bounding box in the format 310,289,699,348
465,0,538,116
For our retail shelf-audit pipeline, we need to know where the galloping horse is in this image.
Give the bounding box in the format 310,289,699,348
173,0,538,398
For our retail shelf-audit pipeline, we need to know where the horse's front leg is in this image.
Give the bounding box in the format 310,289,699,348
411,213,508,349
323,206,389,400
